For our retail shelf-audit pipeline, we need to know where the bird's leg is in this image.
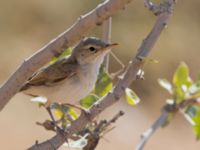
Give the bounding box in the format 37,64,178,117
63,103,92,121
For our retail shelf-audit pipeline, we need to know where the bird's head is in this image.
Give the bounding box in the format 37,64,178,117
72,37,118,65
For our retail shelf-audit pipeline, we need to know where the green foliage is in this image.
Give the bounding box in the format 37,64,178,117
158,62,196,103
173,62,192,87
50,47,72,64
172,62,193,102
125,88,140,106
158,62,200,139
158,78,173,94
50,103,78,128
80,66,112,108
80,94,99,109
185,106,200,140
94,67,113,97
148,58,159,64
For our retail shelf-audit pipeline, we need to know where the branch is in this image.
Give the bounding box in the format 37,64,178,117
102,17,112,71
135,108,169,150
27,0,175,149
0,0,132,111
83,111,124,150
135,98,199,150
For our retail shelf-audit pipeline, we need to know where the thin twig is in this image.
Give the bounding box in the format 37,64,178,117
102,17,112,71
27,0,175,149
83,111,124,150
135,110,168,150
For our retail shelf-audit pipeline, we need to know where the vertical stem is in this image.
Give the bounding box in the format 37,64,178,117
102,17,112,71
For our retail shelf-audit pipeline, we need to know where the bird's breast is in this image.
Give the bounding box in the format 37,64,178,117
55,63,99,104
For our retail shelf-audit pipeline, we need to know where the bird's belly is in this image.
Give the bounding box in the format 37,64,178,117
24,75,96,105
52,77,94,104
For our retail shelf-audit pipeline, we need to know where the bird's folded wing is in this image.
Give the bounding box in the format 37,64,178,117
20,58,78,91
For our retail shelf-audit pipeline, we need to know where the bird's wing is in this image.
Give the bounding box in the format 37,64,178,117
20,57,78,91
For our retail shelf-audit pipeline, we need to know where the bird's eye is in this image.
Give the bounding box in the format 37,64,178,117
89,47,96,52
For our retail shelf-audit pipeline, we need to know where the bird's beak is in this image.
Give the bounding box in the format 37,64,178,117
103,43,119,51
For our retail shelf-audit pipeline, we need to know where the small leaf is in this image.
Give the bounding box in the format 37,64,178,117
174,86,185,103
185,106,200,140
158,78,173,94
189,82,200,95
54,109,64,119
50,102,61,109
69,108,78,119
172,62,193,102
80,94,99,108
50,47,72,64
51,103,68,119
53,105,64,119
173,62,193,88
125,88,140,106
94,67,113,97
31,97,47,107
148,58,159,64
63,135,87,148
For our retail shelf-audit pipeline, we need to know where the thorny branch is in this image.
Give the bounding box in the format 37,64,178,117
27,0,175,149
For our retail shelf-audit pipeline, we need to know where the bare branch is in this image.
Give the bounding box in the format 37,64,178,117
0,0,132,111
27,0,175,149
135,110,168,150
83,111,124,150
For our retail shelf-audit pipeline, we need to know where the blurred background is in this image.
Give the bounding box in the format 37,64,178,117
0,0,200,149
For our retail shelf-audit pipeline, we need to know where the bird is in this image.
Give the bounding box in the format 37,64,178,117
20,37,118,112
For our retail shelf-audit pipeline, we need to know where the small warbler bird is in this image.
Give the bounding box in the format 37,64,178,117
20,37,118,108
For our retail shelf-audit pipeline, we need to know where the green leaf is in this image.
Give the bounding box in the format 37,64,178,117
191,109,200,140
172,62,193,102
185,106,200,140
54,108,64,119
69,108,78,119
173,62,193,88
174,86,186,103
80,94,99,108
158,78,173,94
125,88,140,106
50,47,72,64
148,58,159,64
94,67,113,97
51,103,65,119
189,82,200,95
